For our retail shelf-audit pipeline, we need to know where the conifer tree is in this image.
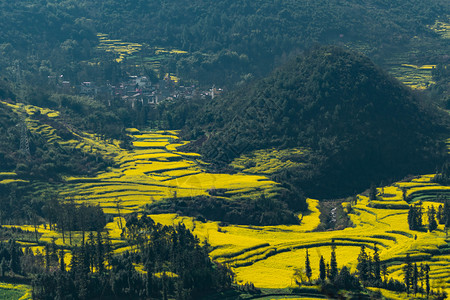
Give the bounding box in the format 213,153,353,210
367,253,373,281
403,253,413,294
319,255,326,282
444,200,450,228
424,264,430,297
59,250,65,273
326,262,330,280
330,243,338,281
373,245,381,282
305,249,312,283
381,264,388,282
408,202,424,230
50,238,57,259
408,205,416,230
103,231,113,264
0,257,8,277
146,262,153,297
79,245,90,275
357,245,369,282
437,204,444,224
45,244,50,272
87,232,95,272
416,202,423,228
401,187,407,201
69,246,80,273
428,206,438,232
419,263,425,295
413,263,418,295
8,240,21,274
369,184,377,200
96,230,104,273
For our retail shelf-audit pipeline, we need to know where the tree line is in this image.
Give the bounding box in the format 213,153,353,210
32,214,233,299
0,213,232,299
297,242,447,299
147,193,303,226
408,200,450,233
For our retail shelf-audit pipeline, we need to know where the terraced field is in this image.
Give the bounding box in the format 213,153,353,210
0,100,276,213
348,18,448,92
144,179,450,298
427,20,450,39
3,100,450,299
0,282,31,300
0,172,28,185
231,148,310,175
7,149,450,299
383,17,449,91
60,128,277,214
97,33,142,63
388,63,436,90
96,33,186,81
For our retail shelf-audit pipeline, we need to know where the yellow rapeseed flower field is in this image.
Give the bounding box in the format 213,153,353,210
4,101,450,296
231,147,309,174
427,20,450,39
50,125,450,294
0,282,32,300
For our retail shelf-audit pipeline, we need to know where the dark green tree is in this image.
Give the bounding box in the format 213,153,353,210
8,240,21,274
357,245,369,282
408,202,423,230
45,244,50,272
408,205,416,230
428,206,438,232
326,262,330,279
381,264,388,282
413,263,419,295
334,266,360,290
424,264,430,297
419,263,425,295
330,243,338,281
59,249,65,273
369,184,377,200
0,257,8,277
373,245,381,283
416,202,423,228
87,232,95,272
319,255,326,282
443,200,450,229
403,253,413,295
96,230,104,273
305,249,312,283
437,204,444,224
402,187,407,202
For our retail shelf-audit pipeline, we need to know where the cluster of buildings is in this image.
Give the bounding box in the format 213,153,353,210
55,75,223,106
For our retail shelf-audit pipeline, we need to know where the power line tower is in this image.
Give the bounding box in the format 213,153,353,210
19,120,31,158
16,62,21,84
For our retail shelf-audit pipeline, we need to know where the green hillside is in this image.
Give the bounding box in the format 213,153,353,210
0,0,448,87
0,2,448,299
185,46,448,198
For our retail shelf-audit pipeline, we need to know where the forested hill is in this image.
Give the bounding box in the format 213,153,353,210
0,0,448,87
83,0,448,62
184,46,448,198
